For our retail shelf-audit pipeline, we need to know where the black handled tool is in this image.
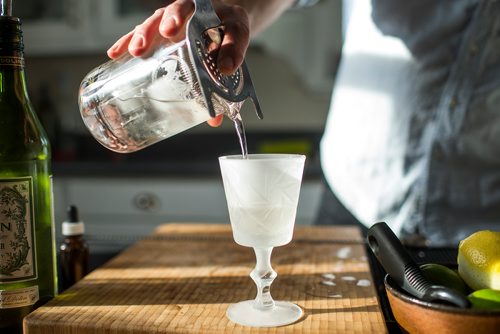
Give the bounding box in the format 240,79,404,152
367,222,469,308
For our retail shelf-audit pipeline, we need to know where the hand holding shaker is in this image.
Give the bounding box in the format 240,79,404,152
78,0,262,153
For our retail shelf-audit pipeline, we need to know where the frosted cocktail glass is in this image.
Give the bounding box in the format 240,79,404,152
219,154,306,327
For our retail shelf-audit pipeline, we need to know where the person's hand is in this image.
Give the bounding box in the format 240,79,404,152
107,0,250,71
107,1,250,128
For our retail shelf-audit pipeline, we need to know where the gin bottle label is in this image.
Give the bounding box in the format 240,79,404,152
0,286,39,309
0,177,39,308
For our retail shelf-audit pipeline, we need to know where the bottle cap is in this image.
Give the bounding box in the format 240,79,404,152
62,205,85,236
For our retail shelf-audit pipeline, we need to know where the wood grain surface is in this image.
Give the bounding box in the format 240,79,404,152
24,224,387,333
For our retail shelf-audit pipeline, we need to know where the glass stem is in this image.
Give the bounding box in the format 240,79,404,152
250,247,277,311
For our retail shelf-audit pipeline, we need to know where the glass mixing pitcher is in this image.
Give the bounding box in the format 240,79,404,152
78,0,262,153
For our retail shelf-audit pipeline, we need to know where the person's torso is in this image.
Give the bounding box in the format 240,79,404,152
321,0,500,245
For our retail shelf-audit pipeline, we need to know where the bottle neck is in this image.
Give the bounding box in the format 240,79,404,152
0,53,28,97
0,15,49,161
0,16,27,96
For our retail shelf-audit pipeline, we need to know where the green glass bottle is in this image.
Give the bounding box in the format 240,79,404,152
0,1,57,332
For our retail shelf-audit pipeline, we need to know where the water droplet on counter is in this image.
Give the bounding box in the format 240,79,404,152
321,280,336,286
322,273,336,280
357,279,371,287
336,246,352,259
341,276,357,282
328,294,342,298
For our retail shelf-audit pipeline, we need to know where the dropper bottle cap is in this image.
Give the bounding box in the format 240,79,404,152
62,205,85,236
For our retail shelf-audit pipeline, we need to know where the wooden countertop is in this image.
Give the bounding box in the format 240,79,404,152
24,224,387,333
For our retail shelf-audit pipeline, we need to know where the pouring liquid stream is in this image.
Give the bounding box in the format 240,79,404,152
224,98,248,159
232,115,248,159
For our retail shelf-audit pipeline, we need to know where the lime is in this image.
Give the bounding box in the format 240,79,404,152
468,289,500,310
457,230,500,291
420,263,469,295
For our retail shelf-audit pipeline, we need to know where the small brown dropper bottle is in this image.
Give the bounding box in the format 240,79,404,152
59,205,90,291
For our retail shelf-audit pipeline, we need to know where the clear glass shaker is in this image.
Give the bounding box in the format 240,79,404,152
78,0,262,153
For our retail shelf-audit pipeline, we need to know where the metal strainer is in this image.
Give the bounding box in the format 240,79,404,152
186,0,263,119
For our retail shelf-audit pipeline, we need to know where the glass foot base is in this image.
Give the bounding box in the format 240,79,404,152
226,300,303,327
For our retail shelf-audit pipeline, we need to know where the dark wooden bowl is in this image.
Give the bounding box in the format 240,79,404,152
384,275,500,334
